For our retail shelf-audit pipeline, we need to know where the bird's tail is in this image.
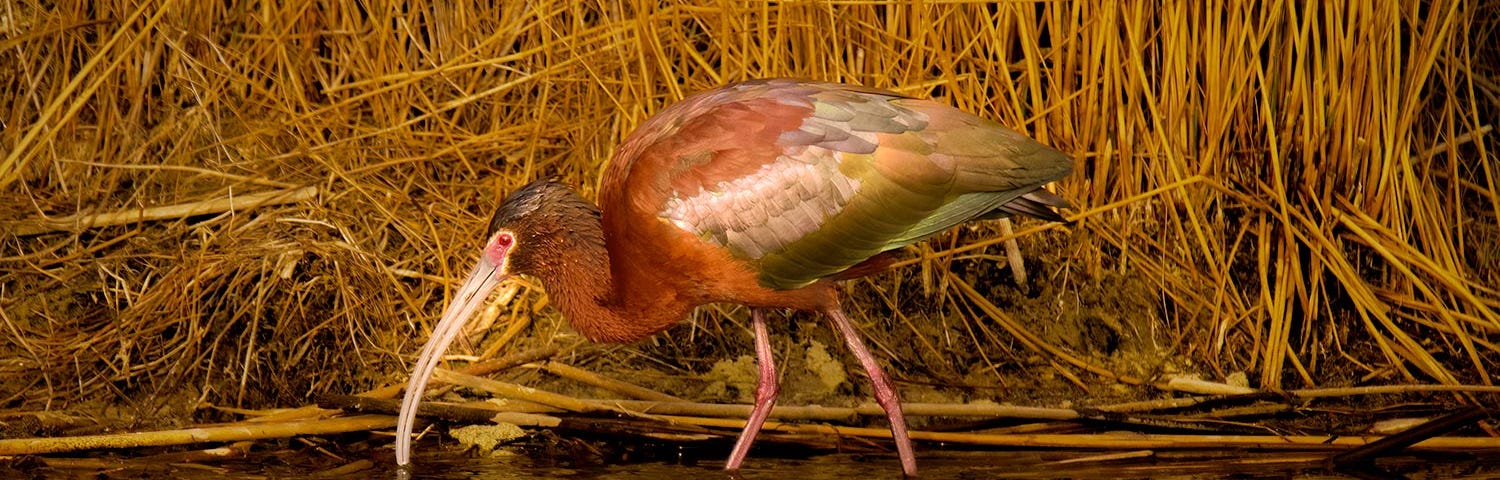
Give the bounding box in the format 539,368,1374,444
993,189,1072,223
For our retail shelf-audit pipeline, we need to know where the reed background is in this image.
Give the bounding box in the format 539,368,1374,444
1,1,1496,425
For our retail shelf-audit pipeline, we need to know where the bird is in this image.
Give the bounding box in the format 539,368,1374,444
393,78,1073,476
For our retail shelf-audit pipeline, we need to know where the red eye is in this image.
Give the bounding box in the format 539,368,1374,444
495,233,514,248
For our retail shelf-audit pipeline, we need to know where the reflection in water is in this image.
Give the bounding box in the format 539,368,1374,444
381,447,1500,480
20,445,1500,479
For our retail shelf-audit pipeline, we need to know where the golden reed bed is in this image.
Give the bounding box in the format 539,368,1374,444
0,1,1495,462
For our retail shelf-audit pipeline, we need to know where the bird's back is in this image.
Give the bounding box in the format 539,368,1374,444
600,79,1071,294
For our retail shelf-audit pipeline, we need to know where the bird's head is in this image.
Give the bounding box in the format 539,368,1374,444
395,179,598,465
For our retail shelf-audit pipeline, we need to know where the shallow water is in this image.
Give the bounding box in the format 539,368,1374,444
386,450,1500,480
23,445,1500,479
290,446,1500,480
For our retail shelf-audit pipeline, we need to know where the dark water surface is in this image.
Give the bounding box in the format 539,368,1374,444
24,447,1500,479
335,447,1500,480
386,451,1500,480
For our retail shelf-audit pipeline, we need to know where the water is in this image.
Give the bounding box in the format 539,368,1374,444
369,447,1500,480
23,445,1500,479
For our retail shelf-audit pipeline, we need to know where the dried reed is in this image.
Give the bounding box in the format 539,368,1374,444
1,1,1495,429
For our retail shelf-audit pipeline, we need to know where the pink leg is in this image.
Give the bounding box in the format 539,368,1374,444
826,307,917,476
725,308,779,471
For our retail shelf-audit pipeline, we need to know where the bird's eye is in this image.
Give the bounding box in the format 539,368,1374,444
495,233,514,248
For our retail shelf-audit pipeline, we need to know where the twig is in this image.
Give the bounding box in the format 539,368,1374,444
1291,384,1500,398
632,414,1500,452
134,441,255,463
534,361,687,402
312,459,377,478
1096,384,1500,415
1419,125,1494,158
359,344,561,399
904,430,1500,451
320,394,715,442
1162,376,1257,396
210,404,331,422
0,415,394,456
1079,411,1270,434
324,394,567,429
607,400,1080,422
553,416,721,441
433,368,608,413
997,217,1027,285
1185,403,1294,419
52,159,300,189
318,394,517,424
5,186,318,236
1328,407,1492,466
1047,450,1155,465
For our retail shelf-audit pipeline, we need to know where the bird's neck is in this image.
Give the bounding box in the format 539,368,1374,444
530,210,690,344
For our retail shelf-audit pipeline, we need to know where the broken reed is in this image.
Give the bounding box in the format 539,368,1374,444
0,0,1494,416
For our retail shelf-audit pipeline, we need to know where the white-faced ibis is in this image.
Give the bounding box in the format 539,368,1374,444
395,78,1072,476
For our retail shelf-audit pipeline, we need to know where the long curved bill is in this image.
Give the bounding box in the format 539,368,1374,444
395,258,506,466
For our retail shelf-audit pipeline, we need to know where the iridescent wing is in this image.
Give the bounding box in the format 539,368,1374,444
612,79,1071,290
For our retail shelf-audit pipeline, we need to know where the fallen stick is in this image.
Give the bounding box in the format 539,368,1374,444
608,398,1081,422
1161,376,1256,396
0,414,394,456
1046,449,1156,465
323,389,1080,423
997,218,1027,286
1291,384,1500,398
134,440,255,463
667,416,1500,452
311,459,377,478
533,361,687,403
434,368,605,413
1097,384,1500,414
5,186,318,236
319,394,536,423
359,344,561,399
1328,406,1492,466
906,430,1500,451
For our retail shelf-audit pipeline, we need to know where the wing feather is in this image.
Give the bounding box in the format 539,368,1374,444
621,79,1071,290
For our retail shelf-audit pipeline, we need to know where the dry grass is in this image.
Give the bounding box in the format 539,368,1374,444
1,0,1496,424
